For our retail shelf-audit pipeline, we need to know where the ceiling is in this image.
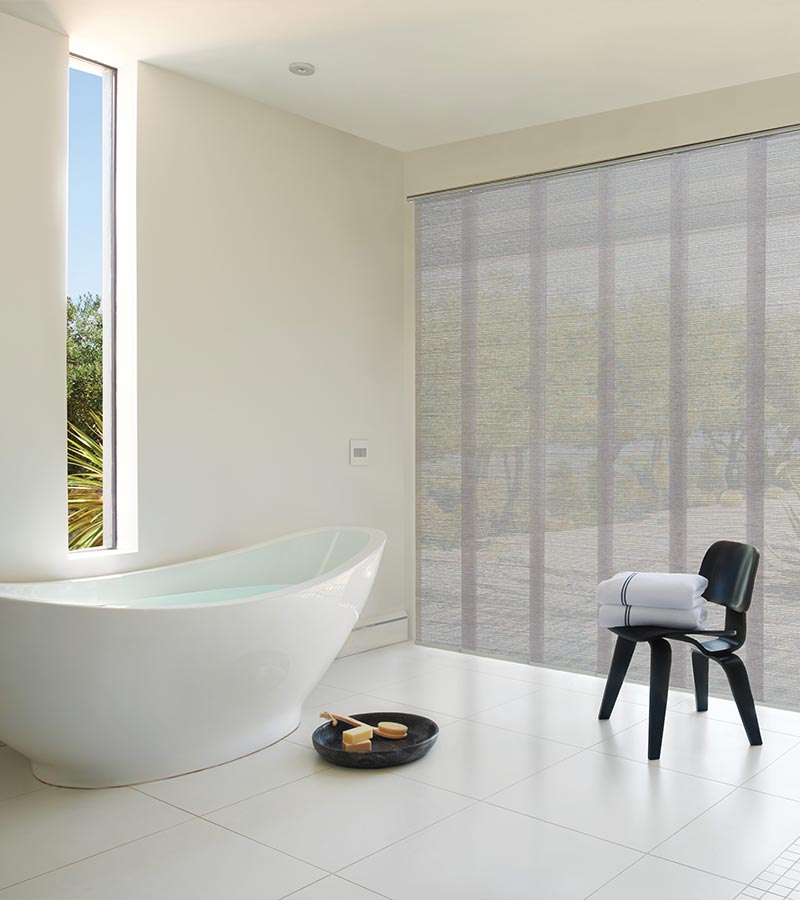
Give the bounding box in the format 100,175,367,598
4,0,800,151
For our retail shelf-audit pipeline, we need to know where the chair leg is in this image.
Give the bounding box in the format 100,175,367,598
599,637,636,720
718,654,762,746
691,651,709,712
648,638,672,760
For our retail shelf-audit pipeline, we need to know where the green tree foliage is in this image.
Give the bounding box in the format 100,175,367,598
67,293,104,548
67,293,103,441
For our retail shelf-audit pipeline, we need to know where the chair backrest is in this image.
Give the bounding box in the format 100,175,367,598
698,541,760,613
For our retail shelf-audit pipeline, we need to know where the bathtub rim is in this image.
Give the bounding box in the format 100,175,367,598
0,525,387,610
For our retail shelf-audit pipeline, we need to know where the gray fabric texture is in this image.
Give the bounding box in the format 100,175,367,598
415,132,800,707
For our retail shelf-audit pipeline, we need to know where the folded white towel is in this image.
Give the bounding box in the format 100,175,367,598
596,572,708,610
598,604,708,630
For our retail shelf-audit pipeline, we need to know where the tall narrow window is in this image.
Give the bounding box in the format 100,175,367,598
67,55,116,551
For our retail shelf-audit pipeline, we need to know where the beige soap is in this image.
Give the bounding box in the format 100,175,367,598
342,724,373,745
344,739,372,752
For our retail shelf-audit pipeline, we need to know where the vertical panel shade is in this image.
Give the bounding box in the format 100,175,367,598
415,131,800,707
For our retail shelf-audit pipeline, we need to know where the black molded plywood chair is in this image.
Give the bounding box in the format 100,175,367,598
598,541,762,760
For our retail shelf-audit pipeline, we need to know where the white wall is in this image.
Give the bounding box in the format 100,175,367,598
130,64,408,620
404,70,800,196
0,16,409,624
0,13,68,578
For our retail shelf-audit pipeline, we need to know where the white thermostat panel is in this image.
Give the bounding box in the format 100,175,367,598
350,439,369,466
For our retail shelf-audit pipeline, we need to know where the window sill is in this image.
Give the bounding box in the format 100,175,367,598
67,547,137,561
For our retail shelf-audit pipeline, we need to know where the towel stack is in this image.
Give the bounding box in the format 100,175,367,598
597,572,709,630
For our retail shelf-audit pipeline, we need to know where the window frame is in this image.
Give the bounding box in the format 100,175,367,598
68,53,118,551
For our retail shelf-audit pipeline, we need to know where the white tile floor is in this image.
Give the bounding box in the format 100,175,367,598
2,641,800,899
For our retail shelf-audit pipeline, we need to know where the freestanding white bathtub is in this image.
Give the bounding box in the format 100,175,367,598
0,527,385,788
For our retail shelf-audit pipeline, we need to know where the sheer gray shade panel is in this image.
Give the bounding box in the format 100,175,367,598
414,130,800,708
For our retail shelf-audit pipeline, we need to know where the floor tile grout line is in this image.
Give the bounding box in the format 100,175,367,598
642,781,739,851
682,711,800,740
272,872,332,900
209,764,482,808
0,816,194,893
330,799,482,877
414,715,588,752
642,782,800,887
738,785,800,806
643,850,749,887
584,850,749,900
586,726,800,788
132,764,332,818
588,704,800,742
337,694,468,724
475,756,777,862
461,682,661,721
318,667,457,694
645,782,755,861
363,680,541,720
582,745,762,789
342,764,499,803
328,872,395,900
193,734,480,829
194,813,335,874
315,683,481,723
392,739,587,801
478,796,662,855
425,662,701,710
581,850,648,900
582,716,655,750
471,745,590,803
743,785,800,805
528,738,748,792
740,736,800,791
456,712,647,751
201,792,481,879
0,783,49,807
276,871,393,900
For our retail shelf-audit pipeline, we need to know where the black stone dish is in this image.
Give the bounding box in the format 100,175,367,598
312,712,438,769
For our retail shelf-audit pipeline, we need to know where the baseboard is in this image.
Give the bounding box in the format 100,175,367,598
339,611,409,657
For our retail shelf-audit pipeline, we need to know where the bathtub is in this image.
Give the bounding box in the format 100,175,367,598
0,526,385,788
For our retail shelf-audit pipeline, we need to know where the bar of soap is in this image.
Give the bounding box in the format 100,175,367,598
342,724,373,745
344,739,372,752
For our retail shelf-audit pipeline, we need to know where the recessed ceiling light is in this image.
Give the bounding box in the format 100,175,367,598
289,62,315,76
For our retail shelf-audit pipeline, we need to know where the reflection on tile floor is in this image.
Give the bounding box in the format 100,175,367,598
1,642,800,899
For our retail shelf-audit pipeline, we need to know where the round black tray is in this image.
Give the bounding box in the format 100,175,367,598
312,712,438,769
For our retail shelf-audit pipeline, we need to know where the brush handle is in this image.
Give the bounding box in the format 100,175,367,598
320,711,366,729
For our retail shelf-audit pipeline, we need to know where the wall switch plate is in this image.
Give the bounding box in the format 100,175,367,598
350,439,369,466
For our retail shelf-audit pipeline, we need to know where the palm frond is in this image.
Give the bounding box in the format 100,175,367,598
68,411,104,551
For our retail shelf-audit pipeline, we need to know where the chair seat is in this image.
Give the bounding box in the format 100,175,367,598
609,625,677,642
609,626,740,657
